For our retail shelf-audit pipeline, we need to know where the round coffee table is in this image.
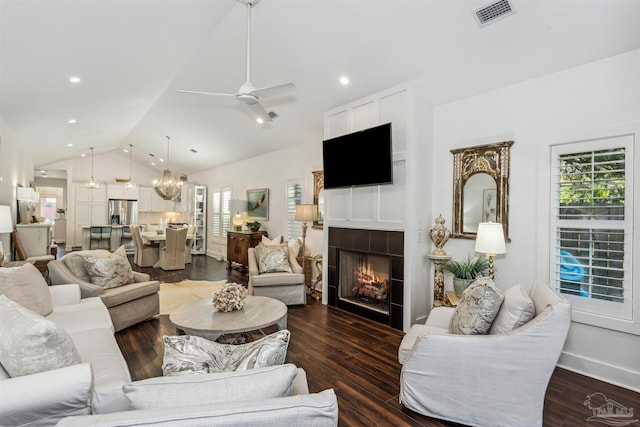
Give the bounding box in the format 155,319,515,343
169,295,288,341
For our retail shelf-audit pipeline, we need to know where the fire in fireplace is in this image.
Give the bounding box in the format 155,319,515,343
339,250,390,315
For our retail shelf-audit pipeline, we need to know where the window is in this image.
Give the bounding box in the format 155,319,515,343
550,135,633,320
286,179,303,241
211,188,231,239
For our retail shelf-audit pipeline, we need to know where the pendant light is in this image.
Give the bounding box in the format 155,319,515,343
154,136,181,201
85,147,99,189
125,144,136,190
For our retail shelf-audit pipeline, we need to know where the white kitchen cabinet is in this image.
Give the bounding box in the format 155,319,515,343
16,224,52,256
139,186,174,212
73,183,107,246
107,183,139,200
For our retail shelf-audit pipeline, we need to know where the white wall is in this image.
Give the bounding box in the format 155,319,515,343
190,140,324,265
0,116,35,259
431,49,640,391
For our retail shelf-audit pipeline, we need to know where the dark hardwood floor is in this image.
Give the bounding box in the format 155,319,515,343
116,254,640,426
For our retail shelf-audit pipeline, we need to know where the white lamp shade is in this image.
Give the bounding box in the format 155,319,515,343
475,222,506,255
0,205,13,233
295,204,318,222
229,199,248,213
16,187,33,200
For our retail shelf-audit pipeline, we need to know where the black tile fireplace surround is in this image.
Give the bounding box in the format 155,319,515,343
327,227,404,330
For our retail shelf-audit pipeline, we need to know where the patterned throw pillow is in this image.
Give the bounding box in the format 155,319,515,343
0,295,81,377
255,243,292,274
83,246,133,289
162,329,290,375
449,277,504,335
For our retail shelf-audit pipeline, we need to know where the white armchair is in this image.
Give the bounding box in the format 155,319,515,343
398,283,571,427
248,244,306,305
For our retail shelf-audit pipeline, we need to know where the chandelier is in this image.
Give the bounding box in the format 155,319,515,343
154,136,181,201
85,147,99,189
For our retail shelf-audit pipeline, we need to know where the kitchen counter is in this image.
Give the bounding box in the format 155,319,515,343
80,225,135,252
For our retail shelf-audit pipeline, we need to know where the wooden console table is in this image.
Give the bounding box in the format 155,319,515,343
226,231,264,269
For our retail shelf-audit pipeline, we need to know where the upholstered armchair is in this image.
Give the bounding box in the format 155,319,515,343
248,243,306,305
48,249,160,332
132,225,159,268
158,227,187,271
398,283,571,427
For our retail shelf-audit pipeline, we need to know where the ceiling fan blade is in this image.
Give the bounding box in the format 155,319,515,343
246,101,273,122
176,90,236,98
250,82,296,99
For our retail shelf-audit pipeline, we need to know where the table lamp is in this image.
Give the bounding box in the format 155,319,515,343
295,204,318,289
229,199,248,231
0,205,14,266
474,222,506,280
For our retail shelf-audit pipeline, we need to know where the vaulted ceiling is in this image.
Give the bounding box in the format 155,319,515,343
2,0,639,178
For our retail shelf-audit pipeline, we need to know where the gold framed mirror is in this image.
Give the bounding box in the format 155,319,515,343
312,170,324,229
451,140,513,240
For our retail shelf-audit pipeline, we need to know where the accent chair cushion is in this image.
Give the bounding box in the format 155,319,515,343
83,246,134,289
255,243,293,274
162,329,290,375
0,262,53,316
0,295,81,377
449,277,504,335
261,235,283,246
489,284,535,334
125,363,298,410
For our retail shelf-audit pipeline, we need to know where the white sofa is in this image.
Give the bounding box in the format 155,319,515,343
0,284,131,426
0,283,338,426
398,282,571,427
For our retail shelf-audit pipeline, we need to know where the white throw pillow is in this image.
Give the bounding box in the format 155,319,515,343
124,363,298,410
0,295,81,377
162,329,290,375
255,243,293,274
287,238,301,258
489,284,535,334
0,262,53,316
83,246,133,289
261,235,283,246
449,277,504,335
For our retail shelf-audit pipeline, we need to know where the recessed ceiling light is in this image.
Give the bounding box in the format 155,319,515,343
66,143,73,147
152,179,158,185
69,76,81,84
159,158,164,162
339,75,350,86
81,153,87,157
151,162,156,166
123,148,129,153
256,117,264,124
68,119,76,124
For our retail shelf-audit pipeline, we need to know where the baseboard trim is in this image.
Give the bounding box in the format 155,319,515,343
558,351,640,393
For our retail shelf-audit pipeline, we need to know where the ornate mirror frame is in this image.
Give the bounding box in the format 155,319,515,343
451,140,513,240
312,170,324,229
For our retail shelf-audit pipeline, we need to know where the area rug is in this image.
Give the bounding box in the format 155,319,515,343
159,280,227,315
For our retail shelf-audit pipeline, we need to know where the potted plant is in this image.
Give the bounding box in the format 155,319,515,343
246,221,261,232
443,255,490,297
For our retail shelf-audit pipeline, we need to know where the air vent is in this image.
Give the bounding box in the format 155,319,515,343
190,148,198,153
474,0,515,26
268,111,278,120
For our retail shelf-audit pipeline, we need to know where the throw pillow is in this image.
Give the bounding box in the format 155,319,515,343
449,277,504,335
0,262,53,316
83,246,133,289
162,329,290,375
287,238,301,258
112,245,135,284
124,363,298,410
0,295,81,377
489,284,535,334
255,243,293,274
261,235,283,246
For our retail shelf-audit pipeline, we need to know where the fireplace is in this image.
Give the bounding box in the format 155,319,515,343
339,250,390,315
327,227,404,330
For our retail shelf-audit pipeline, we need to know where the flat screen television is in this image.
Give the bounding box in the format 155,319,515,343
322,123,393,189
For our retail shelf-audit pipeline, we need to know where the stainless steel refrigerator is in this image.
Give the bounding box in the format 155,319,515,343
108,200,138,225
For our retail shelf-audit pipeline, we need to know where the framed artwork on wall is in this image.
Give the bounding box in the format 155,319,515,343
246,188,269,221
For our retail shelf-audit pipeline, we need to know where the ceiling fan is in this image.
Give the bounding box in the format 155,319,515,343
177,0,295,123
